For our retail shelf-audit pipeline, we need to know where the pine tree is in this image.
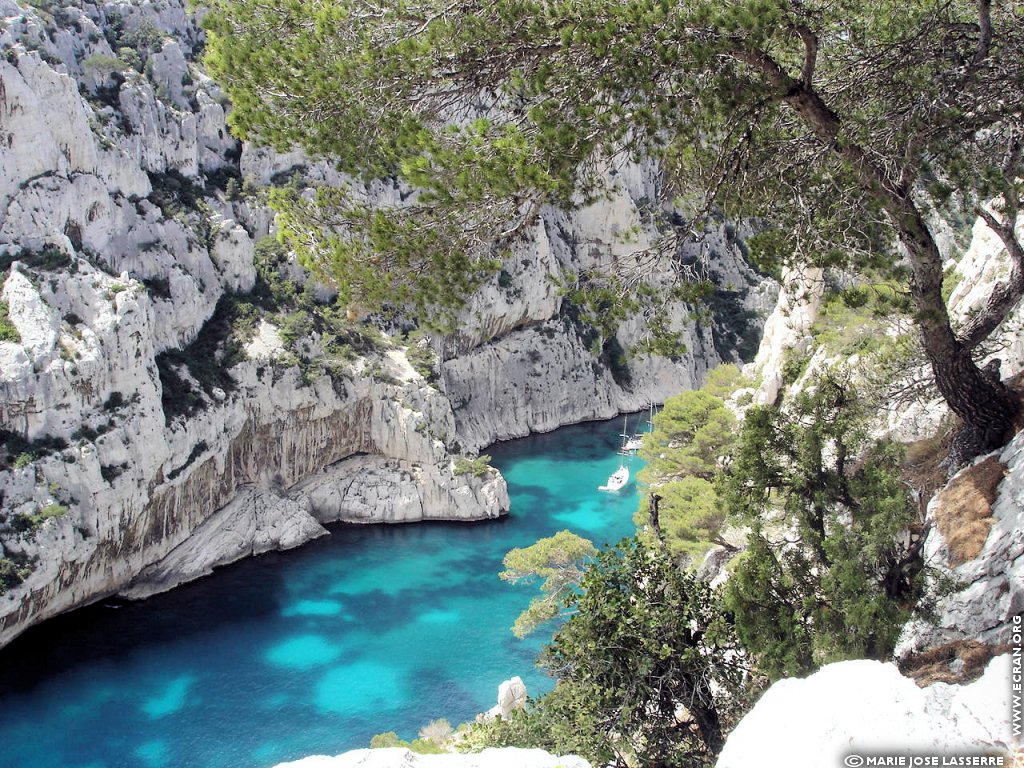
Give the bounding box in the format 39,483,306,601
203,0,1024,445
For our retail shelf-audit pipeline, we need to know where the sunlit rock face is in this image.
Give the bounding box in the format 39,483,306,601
896,430,1024,658
716,655,1016,768
0,0,765,648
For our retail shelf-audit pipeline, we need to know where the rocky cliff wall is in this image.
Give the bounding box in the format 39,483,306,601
0,0,506,647
0,0,765,648
442,170,772,451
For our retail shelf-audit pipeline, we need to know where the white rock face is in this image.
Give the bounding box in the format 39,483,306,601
716,655,1018,768
742,264,824,406
495,676,528,720
480,676,529,721
444,195,772,450
0,0,764,650
275,748,591,768
120,486,328,600
897,430,1024,656
948,212,1024,370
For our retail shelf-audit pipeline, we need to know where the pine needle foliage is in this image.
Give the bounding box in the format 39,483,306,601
203,0,1024,440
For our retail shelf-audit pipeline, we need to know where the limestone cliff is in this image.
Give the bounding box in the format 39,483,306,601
274,748,591,768
0,0,507,646
716,654,1016,768
0,0,765,648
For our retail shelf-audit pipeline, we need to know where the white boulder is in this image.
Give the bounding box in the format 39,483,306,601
480,676,528,722
716,655,1018,768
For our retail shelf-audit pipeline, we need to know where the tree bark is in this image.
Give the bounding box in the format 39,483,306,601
687,687,724,757
732,48,1020,448
881,191,1018,448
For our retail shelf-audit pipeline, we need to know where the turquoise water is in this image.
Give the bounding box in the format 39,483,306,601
0,418,642,768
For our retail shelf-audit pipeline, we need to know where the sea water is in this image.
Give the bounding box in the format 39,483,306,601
0,417,642,768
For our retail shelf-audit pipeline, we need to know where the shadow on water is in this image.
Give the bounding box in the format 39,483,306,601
0,547,287,696
0,516,518,697
0,415,641,768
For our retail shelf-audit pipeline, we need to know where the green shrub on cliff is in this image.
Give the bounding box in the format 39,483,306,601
0,302,20,343
368,731,445,754
721,372,928,679
453,455,492,479
0,553,35,595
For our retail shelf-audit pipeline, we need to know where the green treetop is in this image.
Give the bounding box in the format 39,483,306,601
204,0,1024,447
500,530,597,638
633,367,745,559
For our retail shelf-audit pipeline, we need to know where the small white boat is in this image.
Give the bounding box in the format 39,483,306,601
619,416,640,454
599,464,630,492
621,435,643,453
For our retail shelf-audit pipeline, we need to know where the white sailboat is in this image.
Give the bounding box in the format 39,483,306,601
621,404,654,453
622,434,643,453
599,418,631,492
598,463,629,492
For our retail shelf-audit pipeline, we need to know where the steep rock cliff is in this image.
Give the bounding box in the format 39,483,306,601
0,0,506,647
0,0,766,648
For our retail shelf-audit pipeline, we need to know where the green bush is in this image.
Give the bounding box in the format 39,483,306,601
639,389,737,483
810,281,911,358
83,54,131,75
8,503,70,536
0,430,68,470
634,476,724,561
369,732,404,749
368,731,445,754
780,348,810,386
0,302,20,343
474,537,747,765
103,391,125,411
0,553,36,595
721,372,928,680
453,454,492,478
403,332,438,382
1,244,70,272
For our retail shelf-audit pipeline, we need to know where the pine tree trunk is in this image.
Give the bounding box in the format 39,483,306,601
774,82,1020,448
885,193,1019,449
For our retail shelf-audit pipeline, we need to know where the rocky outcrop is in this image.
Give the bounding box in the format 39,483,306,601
0,328,509,641
740,264,824,406
444,185,773,450
479,676,528,722
274,748,591,768
716,655,1017,768
896,430,1024,656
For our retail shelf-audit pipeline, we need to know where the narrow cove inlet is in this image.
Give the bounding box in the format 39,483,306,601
0,418,643,768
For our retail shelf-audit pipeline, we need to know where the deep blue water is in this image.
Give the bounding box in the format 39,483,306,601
0,418,642,768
